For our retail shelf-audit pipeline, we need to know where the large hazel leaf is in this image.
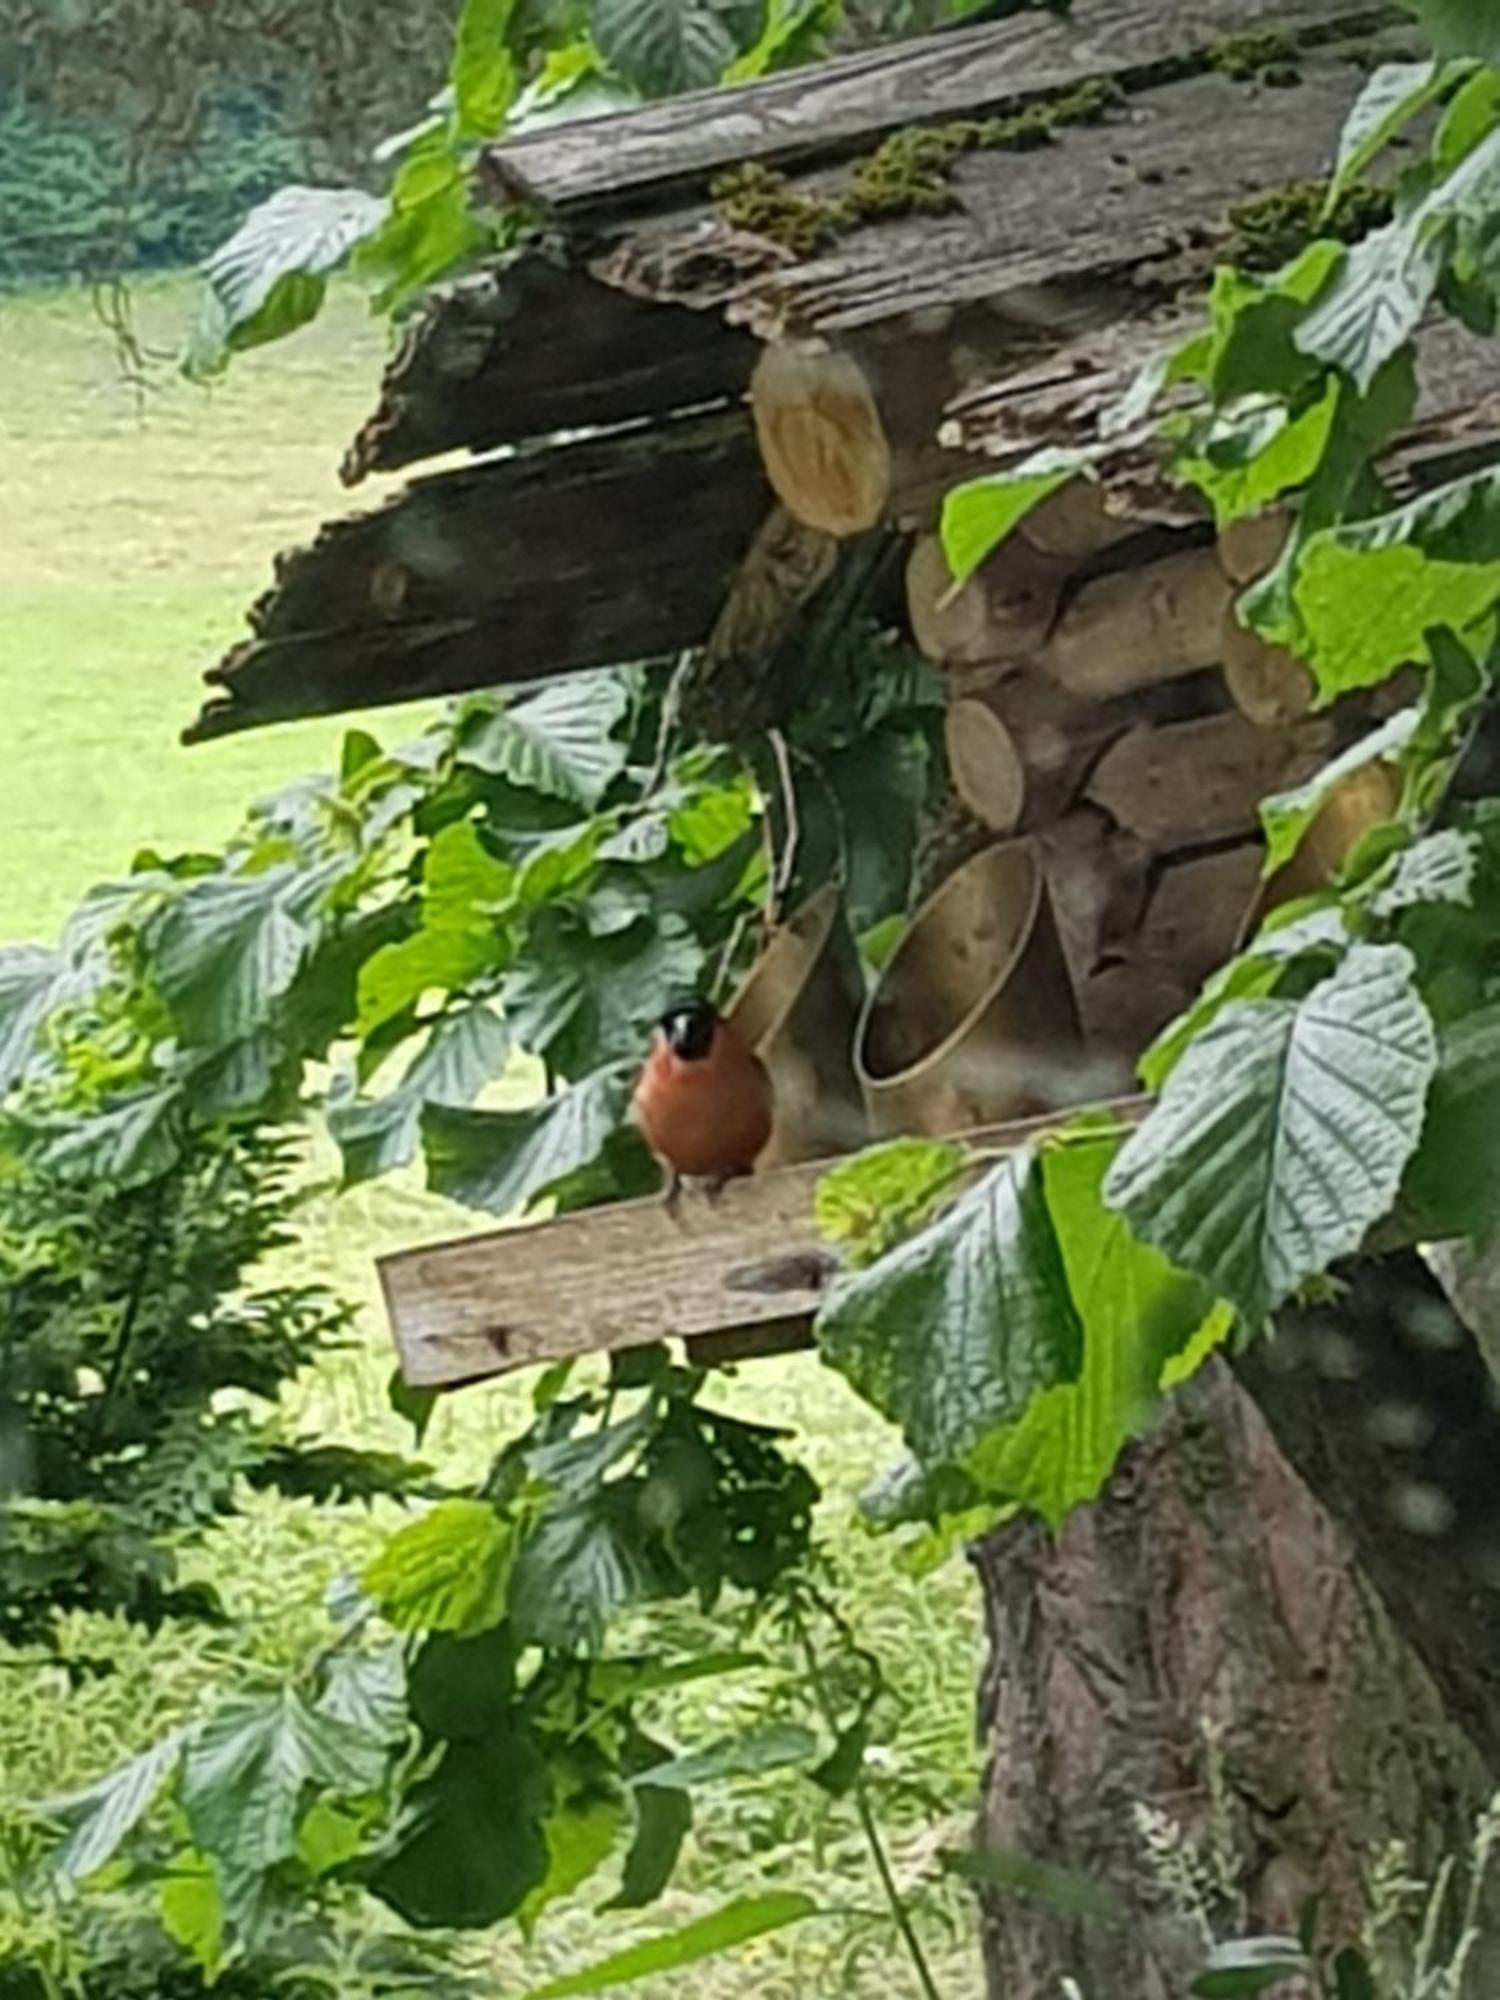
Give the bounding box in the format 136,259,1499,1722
969,1132,1230,1526
458,676,631,808
42,1731,186,1887
152,866,314,1046
328,1003,509,1185
181,1689,387,1878
362,1498,514,1634
1402,999,1500,1241
423,1062,634,1216
1326,60,1456,209
1104,946,1437,1326
816,1148,1084,1478
591,0,739,94
373,1727,550,1929
0,946,63,1095
1287,496,1500,698
184,186,387,379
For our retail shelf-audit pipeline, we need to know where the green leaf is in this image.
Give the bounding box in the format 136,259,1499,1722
609,1772,693,1911
826,727,930,932
1367,828,1478,916
507,910,702,1076
363,1498,513,1634
968,1133,1229,1526
30,1086,183,1187
356,925,498,1037
725,0,840,80
1286,464,1500,694
1260,711,1415,874
1105,946,1437,1326
592,0,740,93
459,676,631,808
521,1753,624,1933
1176,382,1339,527
318,1646,408,1744
159,1853,223,1974
152,865,315,1046
42,1731,185,1886
181,1689,387,1877
817,1148,1084,1479
425,818,516,925
1402,1,1500,61
509,1492,654,1650
523,1891,821,1998
184,186,386,379
424,1062,634,1216
1326,61,1452,210
0,946,62,1095
352,133,487,317
1139,908,1351,1093
451,0,520,139
329,1003,509,1185
631,1724,821,1790
408,1624,520,1741
373,1726,550,1929
939,466,1080,588
1191,1937,1310,1998
815,1137,967,1266
1403,1000,1500,1240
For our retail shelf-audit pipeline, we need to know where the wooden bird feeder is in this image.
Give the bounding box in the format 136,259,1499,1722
188,0,1500,1395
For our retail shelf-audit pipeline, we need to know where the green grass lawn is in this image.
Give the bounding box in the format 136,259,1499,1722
0,278,983,1997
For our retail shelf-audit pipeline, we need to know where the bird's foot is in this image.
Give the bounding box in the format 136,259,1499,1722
662,1168,683,1220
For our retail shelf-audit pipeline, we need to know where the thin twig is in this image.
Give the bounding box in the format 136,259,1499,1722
92,1179,170,1450
640,648,694,802
790,1597,944,2000
767,725,800,922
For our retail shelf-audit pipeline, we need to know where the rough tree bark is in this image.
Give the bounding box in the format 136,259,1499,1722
971,1265,1500,1998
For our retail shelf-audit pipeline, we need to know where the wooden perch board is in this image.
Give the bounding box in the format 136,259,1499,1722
381,1096,1150,1391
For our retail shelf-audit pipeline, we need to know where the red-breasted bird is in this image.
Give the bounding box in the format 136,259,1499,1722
631,997,773,1211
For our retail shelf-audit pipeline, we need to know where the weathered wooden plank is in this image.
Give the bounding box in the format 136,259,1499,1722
482,0,1375,223
380,1096,1151,1390
341,260,759,489
716,53,1380,339
1085,712,1334,849
188,412,768,741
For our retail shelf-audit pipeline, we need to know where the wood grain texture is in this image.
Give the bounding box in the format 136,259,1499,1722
189,413,767,740
381,1096,1149,1390
1085,711,1334,848
481,0,1367,221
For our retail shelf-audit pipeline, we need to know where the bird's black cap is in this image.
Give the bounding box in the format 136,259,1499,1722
658,995,718,1060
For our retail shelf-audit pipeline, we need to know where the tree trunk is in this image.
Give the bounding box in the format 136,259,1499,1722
970,1356,1500,1997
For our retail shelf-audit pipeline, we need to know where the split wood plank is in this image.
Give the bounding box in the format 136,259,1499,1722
380,1095,1151,1391
189,411,767,740
483,0,1365,221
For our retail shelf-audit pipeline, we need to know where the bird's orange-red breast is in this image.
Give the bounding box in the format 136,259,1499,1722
631,998,773,1182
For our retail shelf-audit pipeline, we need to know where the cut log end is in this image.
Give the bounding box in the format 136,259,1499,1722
945,697,1027,834
1217,507,1292,587
905,530,1065,668
750,342,892,538
1221,604,1314,728
1038,546,1231,701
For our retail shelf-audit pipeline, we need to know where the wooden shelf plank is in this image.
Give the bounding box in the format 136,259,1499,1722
380,1094,1150,1391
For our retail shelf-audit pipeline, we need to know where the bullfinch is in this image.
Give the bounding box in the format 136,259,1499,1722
631,997,773,1210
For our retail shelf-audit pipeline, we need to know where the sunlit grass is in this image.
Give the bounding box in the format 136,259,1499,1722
0,277,984,1997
